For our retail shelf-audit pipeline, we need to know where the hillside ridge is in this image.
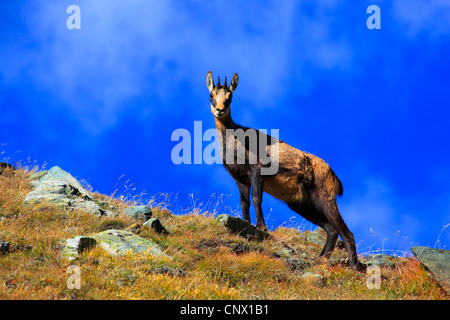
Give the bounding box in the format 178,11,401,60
0,162,448,299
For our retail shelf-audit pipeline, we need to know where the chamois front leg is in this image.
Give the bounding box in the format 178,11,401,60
250,168,266,231
237,181,251,223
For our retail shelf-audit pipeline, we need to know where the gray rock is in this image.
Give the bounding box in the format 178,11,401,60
61,236,97,261
363,254,398,268
27,170,49,181
301,272,322,279
123,205,152,222
143,217,169,234
411,246,450,294
24,166,114,217
307,228,344,249
39,166,91,198
306,228,326,245
150,266,186,277
301,272,326,287
216,214,271,241
0,162,15,176
285,258,310,272
0,241,10,255
90,229,168,257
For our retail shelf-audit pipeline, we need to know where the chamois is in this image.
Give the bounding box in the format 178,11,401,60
206,71,363,270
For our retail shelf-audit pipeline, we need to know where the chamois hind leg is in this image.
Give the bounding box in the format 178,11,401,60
288,203,338,259
311,190,360,269
236,181,251,223
317,221,339,259
250,168,266,230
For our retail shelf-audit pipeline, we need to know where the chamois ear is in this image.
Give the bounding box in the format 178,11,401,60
229,73,239,92
206,71,214,92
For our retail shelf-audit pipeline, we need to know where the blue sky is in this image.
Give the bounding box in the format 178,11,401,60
1,0,449,254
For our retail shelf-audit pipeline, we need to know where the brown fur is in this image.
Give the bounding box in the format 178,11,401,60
206,71,363,270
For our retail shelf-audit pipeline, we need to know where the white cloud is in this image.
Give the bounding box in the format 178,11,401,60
392,0,450,37
11,0,450,136
0,0,356,134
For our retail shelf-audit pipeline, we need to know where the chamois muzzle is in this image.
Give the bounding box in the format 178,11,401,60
215,107,226,117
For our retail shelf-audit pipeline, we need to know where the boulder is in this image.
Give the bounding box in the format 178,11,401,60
301,272,326,288
61,236,97,261
306,228,326,245
307,228,344,249
0,162,15,177
39,166,91,198
284,258,310,272
150,266,186,277
27,170,49,181
411,246,450,294
301,272,322,279
123,205,152,222
0,241,10,255
143,217,169,234
216,214,271,241
363,254,398,268
24,166,114,216
61,230,168,260
90,229,167,257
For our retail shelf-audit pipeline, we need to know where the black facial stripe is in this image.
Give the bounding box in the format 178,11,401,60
210,90,232,109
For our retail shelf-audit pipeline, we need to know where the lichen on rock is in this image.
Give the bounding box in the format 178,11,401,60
24,166,115,216
90,229,168,257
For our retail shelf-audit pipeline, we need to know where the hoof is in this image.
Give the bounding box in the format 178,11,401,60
256,224,268,232
353,261,367,273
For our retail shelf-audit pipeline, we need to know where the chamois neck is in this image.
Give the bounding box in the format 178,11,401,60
214,113,238,133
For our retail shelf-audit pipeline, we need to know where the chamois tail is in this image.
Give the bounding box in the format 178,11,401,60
329,167,343,197
337,177,343,196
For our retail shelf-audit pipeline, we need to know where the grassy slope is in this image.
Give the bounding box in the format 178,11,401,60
0,167,447,300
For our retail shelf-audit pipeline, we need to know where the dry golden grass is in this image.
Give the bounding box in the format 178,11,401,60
0,167,448,300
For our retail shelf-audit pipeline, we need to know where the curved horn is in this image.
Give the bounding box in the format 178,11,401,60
217,76,221,87
224,76,228,89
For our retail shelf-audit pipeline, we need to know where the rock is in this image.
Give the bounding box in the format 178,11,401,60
306,228,326,245
285,258,310,272
150,266,186,277
61,236,97,261
363,254,398,268
61,229,169,260
216,214,271,241
411,246,450,294
301,272,322,279
90,229,167,257
301,272,326,287
0,241,10,255
0,162,15,176
123,205,152,222
143,217,169,234
40,166,91,198
307,228,344,249
27,170,48,181
125,223,142,233
24,166,114,217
